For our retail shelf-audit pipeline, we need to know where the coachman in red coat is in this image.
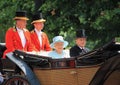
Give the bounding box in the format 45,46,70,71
3,11,37,58
30,13,51,51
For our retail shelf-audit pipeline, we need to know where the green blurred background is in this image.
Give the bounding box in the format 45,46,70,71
0,0,120,50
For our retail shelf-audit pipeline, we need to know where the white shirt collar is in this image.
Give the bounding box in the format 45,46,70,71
35,28,42,35
79,46,85,49
34,28,42,47
16,27,23,32
16,27,26,47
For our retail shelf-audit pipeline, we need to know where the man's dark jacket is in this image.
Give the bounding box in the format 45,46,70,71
70,45,89,57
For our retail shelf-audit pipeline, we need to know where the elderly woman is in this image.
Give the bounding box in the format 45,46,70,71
48,36,70,59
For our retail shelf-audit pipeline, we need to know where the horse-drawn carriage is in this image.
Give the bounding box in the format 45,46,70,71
0,38,120,85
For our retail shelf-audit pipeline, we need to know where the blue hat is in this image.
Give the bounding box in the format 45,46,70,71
50,36,68,48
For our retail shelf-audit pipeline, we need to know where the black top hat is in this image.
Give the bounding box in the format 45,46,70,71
13,11,29,20
31,13,46,24
76,29,87,38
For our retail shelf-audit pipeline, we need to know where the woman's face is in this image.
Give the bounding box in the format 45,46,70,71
54,42,64,52
33,22,44,31
76,37,86,48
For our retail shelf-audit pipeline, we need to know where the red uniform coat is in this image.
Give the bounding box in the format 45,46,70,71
30,30,51,51
3,27,37,58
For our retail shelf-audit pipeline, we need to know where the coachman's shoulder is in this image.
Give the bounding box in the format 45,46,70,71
30,30,35,33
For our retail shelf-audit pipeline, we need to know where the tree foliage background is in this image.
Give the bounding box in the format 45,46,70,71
0,0,120,50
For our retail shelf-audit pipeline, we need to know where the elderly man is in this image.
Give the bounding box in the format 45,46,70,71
3,11,37,58
70,29,90,57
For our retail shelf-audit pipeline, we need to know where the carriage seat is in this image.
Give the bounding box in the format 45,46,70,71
0,43,6,58
0,43,15,71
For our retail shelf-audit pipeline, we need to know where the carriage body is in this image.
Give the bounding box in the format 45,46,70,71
33,59,100,85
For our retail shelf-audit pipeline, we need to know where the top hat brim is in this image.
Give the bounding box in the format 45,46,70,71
13,17,29,20
50,40,68,49
31,19,46,24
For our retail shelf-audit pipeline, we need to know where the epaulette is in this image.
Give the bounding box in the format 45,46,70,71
13,28,16,32
31,30,35,33
8,27,16,32
23,28,29,32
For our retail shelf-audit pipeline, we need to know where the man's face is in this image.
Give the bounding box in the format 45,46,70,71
33,22,44,31
16,19,27,29
76,37,86,48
